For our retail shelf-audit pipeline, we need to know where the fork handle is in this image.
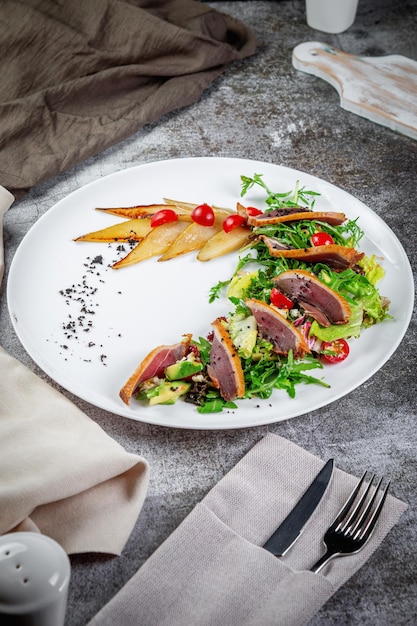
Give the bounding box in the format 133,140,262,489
310,549,339,574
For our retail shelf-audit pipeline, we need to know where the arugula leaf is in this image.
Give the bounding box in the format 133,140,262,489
242,350,328,400
197,389,238,413
241,174,319,209
253,218,363,250
191,336,212,365
209,279,231,302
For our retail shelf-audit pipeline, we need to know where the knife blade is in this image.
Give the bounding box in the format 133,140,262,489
263,458,334,557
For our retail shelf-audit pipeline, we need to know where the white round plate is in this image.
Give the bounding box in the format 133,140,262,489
7,157,414,429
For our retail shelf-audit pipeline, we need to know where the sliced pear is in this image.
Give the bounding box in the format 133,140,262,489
163,198,234,214
159,209,230,261
95,204,192,221
163,198,197,212
74,218,153,242
112,221,189,269
197,225,251,261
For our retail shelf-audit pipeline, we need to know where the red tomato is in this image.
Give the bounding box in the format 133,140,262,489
270,287,294,309
223,214,246,233
321,339,350,363
191,203,215,226
311,232,334,246
246,206,263,216
150,209,178,228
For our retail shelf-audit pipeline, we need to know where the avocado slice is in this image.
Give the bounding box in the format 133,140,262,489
165,358,203,381
149,381,191,406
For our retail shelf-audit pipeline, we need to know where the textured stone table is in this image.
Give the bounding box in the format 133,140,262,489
1,1,416,624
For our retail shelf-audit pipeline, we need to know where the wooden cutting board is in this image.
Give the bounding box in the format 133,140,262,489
292,41,417,140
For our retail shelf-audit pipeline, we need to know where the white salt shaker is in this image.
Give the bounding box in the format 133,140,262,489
306,0,359,34
0,532,71,625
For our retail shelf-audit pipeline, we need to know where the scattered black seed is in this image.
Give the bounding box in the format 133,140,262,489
56,249,127,364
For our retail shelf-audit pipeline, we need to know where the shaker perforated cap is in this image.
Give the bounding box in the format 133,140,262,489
0,532,70,622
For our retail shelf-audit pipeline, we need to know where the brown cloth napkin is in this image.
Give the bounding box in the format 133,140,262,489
89,434,407,626
0,189,150,555
0,0,256,199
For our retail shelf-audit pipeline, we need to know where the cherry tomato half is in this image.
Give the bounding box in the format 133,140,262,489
150,209,178,228
223,214,246,233
270,287,294,309
311,232,334,246
191,203,215,227
246,206,263,216
321,339,350,363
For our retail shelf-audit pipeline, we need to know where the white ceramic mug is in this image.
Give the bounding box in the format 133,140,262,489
0,532,71,626
306,0,359,34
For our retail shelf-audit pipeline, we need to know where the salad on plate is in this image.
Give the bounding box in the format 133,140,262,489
119,173,390,414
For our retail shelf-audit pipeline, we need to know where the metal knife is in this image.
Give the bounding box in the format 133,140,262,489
263,458,334,557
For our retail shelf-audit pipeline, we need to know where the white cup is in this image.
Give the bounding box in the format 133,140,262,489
0,532,71,626
306,0,359,34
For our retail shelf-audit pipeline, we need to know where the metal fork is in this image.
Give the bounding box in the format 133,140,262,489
311,471,390,574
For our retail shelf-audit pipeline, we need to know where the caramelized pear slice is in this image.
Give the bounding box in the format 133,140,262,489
112,221,189,269
197,225,251,261
95,204,192,220
163,198,234,214
74,218,153,242
159,209,230,261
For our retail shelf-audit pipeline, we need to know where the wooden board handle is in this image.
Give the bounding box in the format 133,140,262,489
292,42,417,140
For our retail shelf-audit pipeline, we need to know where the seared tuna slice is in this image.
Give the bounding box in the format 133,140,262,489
207,318,245,401
246,299,310,358
259,237,364,270
248,209,346,227
273,270,351,326
245,206,308,224
120,335,191,404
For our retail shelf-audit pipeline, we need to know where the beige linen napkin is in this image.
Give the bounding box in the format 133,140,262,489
0,188,149,555
89,433,407,626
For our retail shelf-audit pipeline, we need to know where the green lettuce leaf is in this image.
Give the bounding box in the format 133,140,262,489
310,305,363,341
358,254,385,286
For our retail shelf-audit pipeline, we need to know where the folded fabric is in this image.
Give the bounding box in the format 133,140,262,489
0,188,150,555
0,0,257,198
89,433,407,626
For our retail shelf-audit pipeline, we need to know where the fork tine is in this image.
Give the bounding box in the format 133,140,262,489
340,473,376,533
334,471,368,531
349,475,383,537
354,479,390,542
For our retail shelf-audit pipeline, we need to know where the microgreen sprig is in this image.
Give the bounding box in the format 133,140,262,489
240,174,320,209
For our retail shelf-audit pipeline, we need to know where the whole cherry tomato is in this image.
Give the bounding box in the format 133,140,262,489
321,339,350,363
223,214,246,233
270,287,294,309
150,209,178,227
246,206,263,216
311,232,334,246
191,203,215,226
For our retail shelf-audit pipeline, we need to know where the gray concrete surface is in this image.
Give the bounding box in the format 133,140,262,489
1,1,416,624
